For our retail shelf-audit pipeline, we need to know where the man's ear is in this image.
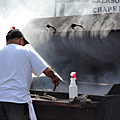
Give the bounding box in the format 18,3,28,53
19,37,24,46
18,38,22,45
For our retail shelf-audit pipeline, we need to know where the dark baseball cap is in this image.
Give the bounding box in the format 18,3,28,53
6,28,29,45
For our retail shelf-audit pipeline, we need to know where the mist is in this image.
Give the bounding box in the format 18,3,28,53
23,1,120,95
1,0,120,95
0,0,55,48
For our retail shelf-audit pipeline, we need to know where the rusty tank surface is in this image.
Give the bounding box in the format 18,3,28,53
23,1,120,119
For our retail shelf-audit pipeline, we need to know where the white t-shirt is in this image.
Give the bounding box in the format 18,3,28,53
0,44,48,103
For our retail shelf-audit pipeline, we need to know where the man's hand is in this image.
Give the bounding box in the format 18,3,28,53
43,67,60,90
50,75,60,87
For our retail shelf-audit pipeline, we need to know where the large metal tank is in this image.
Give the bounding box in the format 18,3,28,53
23,13,120,94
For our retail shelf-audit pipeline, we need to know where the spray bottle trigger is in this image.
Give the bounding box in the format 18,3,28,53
70,72,77,80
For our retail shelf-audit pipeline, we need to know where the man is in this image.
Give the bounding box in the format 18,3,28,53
0,27,60,120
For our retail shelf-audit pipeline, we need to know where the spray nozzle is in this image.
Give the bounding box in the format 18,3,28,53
70,72,77,80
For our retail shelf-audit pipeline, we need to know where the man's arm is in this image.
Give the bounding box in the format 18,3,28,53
43,67,60,87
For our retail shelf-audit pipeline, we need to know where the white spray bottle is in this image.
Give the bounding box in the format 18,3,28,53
69,72,78,99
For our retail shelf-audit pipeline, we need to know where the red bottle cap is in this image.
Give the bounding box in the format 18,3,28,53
70,72,77,80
